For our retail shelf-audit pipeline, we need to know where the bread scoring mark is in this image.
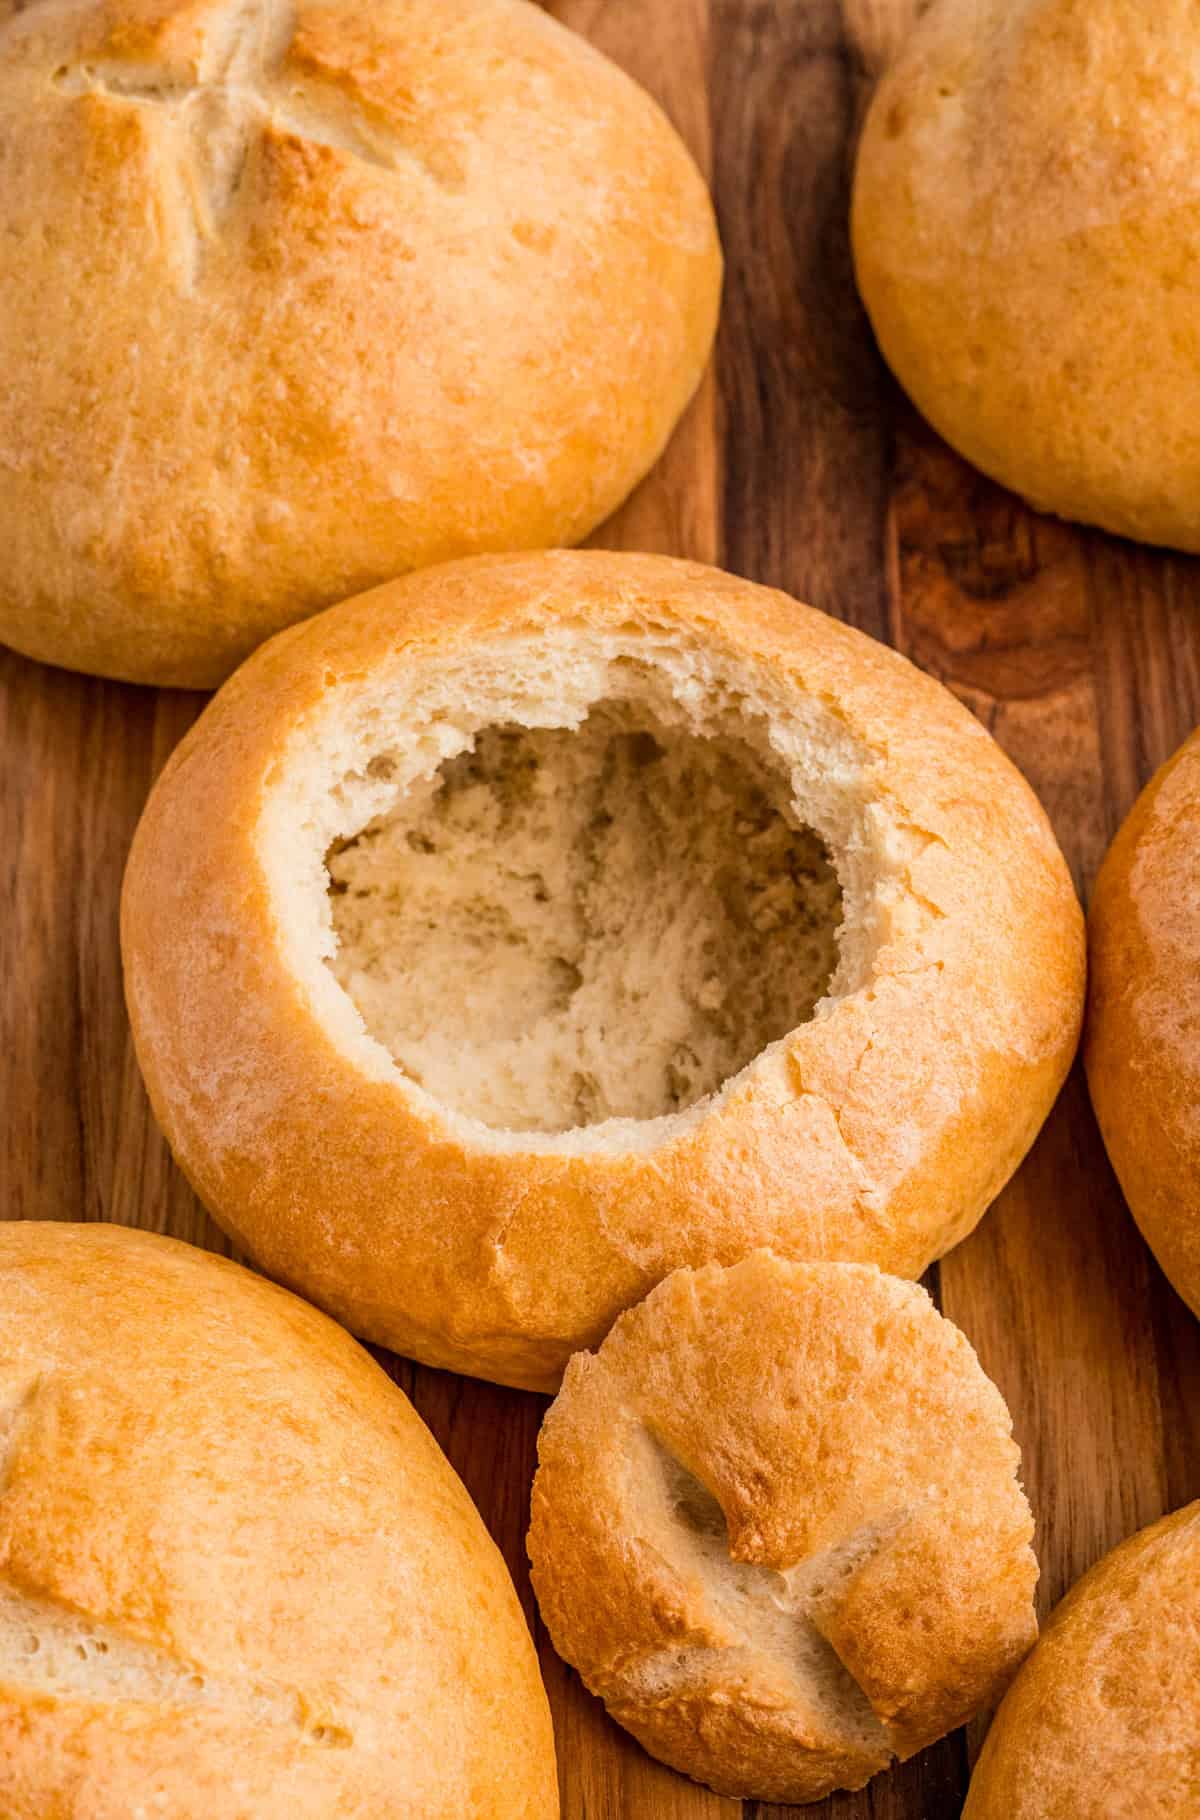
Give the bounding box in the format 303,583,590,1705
636,1431,902,1759
0,1375,43,1502
0,1370,350,1747
50,0,294,284
51,0,455,286
51,0,294,99
269,87,405,175
0,1585,353,1747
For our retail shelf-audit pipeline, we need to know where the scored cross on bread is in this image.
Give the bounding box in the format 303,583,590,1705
0,1,720,684
528,1252,1038,1804
47,0,464,278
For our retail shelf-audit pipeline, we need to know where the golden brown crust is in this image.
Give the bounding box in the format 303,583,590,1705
527,1253,1038,1803
0,0,720,685
0,1221,557,1820
852,0,1200,551
1086,728,1200,1315
121,550,1085,1391
964,1503,1200,1819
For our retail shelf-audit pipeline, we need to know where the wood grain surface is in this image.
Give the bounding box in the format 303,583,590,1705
3,2,1199,1815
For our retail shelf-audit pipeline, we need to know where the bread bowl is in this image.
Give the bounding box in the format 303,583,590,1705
527,1251,1038,1803
963,1501,1200,1819
0,0,719,686
121,549,1085,1391
0,1219,557,1820
1086,727,1200,1316
852,0,1200,552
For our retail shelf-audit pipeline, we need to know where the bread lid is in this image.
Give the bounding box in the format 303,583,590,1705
528,1252,1038,1802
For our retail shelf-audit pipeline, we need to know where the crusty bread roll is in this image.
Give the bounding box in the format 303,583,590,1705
0,1221,557,1820
852,0,1200,552
964,1502,1200,1819
1086,728,1200,1316
527,1252,1038,1803
121,550,1085,1392
0,0,719,687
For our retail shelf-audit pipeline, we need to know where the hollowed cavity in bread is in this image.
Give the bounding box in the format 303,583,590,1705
325,705,842,1133
260,635,886,1150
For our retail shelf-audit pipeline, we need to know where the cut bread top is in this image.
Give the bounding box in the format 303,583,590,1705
528,1252,1038,1803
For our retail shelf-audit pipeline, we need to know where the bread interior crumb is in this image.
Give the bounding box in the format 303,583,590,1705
260,631,886,1154
325,701,843,1133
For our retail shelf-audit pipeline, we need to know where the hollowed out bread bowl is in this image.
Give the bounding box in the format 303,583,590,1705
853,0,1200,552
963,1502,1200,1819
0,0,719,686
0,1221,557,1820
1086,728,1200,1317
121,550,1085,1391
527,1252,1038,1803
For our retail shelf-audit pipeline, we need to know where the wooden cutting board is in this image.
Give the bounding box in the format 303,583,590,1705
4,2,1199,1815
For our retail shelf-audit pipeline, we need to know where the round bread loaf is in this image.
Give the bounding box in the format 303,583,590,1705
0,1221,557,1820
0,0,720,687
1086,728,1200,1316
121,549,1085,1392
852,0,1200,551
963,1502,1200,1818
527,1252,1039,1803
